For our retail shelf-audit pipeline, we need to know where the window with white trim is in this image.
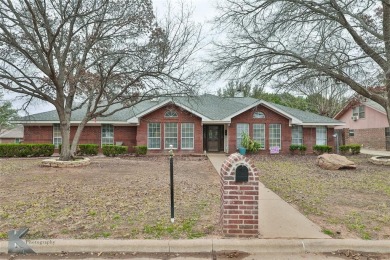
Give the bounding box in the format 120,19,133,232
101,124,114,145
165,110,178,118
148,123,161,149
352,106,365,119
165,123,178,149
53,124,62,148
253,124,265,149
316,126,327,145
181,123,194,149
269,124,281,149
236,123,249,148
291,125,303,145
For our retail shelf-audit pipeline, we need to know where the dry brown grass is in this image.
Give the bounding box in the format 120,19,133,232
0,156,221,240
253,154,390,240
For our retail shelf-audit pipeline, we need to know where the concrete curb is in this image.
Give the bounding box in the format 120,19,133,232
2,239,390,254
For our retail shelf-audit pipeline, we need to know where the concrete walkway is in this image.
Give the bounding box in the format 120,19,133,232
361,148,390,156
207,153,330,239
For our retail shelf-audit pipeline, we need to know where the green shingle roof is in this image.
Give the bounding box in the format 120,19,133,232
173,95,258,120
271,103,343,124
19,94,342,125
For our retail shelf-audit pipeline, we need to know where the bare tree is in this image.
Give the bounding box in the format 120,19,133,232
211,0,390,124
294,78,351,117
0,0,201,160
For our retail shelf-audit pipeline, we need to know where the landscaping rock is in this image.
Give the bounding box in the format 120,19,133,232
41,157,91,167
369,156,390,166
316,154,356,170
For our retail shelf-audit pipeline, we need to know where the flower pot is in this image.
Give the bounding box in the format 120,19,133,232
238,147,246,155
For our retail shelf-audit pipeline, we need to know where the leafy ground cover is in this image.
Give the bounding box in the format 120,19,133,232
0,156,221,240
253,154,390,240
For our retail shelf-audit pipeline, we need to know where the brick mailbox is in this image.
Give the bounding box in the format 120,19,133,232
220,153,259,237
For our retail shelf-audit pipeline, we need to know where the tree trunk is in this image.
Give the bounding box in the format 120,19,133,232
58,108,73,161
70,118,90,156
59,121,72,161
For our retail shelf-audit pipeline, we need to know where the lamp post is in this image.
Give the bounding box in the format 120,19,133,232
333,133,339,154
169,144,174,223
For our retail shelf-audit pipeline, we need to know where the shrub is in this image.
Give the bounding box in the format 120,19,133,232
339,145,350,154
289,144,307,155
298,145,307,152
313,145,332,154
339,144,362,155
134,145,147,156
289,144,299,153
0,144,54,157
349,144,362,155
78,144,99,155
102,145,128,156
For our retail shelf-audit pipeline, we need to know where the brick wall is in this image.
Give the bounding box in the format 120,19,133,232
327,127,335,150
0,138,21,144
24,126,53,143
114,126,137,152
230,105,291,154
25,125,137,152
70,126,101,144
346,128,386,150
220,153,259,238
229,105,335,154
137,104,203,153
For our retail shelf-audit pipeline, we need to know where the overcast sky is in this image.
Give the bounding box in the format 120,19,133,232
3,0,222,115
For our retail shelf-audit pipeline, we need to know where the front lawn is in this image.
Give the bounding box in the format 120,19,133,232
0,156,221,239
254,154,390,240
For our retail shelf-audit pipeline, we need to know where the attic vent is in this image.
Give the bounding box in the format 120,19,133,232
253,112,265,119
165,110,178,118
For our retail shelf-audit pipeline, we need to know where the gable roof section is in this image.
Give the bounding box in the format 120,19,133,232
334,98,386,119
0,125,24,139
17,94,343,126
127,95,262,124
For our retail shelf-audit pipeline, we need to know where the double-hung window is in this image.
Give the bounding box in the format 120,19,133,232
53,124,62,148
101,124,114,145
316,126,327,145
181,123,194,149
253,124,265,149
291,125,303,145
352,106,365,119
269,124,281,148
236,123,249,148
148,123,161,149
165,123,178,149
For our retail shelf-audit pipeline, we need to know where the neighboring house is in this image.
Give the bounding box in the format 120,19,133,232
17,94,343,154
334,98,390,150
0,125,24,144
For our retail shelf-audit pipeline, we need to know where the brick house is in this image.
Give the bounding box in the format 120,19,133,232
19,94,343,154
334,98,390,151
